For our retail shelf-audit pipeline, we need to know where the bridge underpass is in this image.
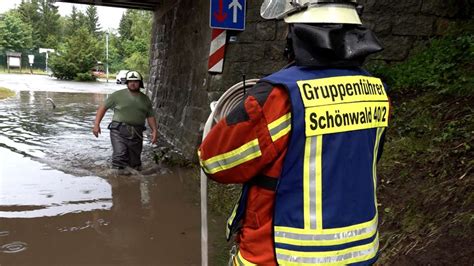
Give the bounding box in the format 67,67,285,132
55,0,160,10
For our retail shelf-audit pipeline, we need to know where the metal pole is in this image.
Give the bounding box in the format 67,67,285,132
45,52,48,72
106,31,109,83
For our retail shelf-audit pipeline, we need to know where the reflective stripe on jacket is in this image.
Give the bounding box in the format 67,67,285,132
199,84,291,265
262,66,388,265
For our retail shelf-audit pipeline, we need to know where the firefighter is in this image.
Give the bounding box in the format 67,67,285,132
93,71,158,171
199,0,389,264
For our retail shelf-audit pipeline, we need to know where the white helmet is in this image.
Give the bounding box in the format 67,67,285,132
125,71,144,88
261,0,361,24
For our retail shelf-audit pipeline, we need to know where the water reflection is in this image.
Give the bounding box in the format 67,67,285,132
1,241,28,254
0,89,201,265
0,91,113,217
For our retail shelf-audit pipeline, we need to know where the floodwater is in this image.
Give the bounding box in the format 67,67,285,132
0,75,203,265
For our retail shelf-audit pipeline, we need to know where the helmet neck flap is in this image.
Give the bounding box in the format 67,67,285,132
288,23,383,68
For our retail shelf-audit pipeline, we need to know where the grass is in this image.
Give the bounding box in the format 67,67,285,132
202,25,474,264
0,87,15,99
377,90,473,264
0,68,49,75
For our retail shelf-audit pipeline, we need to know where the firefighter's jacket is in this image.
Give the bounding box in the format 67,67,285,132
199,66,389,265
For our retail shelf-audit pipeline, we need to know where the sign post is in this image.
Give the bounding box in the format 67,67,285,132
208,0,245,73
28,55,35,74
6,52,22,73
39,48,55,73
210,0,246,31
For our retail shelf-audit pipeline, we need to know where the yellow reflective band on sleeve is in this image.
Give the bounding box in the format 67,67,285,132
276,233,378,265
234,250,257,266
200,139,261,174
274,215,378,246
297,76,387,107
268,113,291,142
305,101,389,136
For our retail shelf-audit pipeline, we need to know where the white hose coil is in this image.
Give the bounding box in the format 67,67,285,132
200,79,259,266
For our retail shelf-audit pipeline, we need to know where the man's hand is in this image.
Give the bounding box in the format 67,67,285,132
93,124,101,137
147,116,158,144
93,105,107,138
151,130,157,144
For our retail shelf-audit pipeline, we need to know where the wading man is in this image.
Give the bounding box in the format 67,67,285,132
198,0,390,265
93,71,157,171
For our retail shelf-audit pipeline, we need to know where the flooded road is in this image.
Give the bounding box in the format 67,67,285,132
0,74,203,265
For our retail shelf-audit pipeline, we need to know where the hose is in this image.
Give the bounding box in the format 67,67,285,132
200,79,259,266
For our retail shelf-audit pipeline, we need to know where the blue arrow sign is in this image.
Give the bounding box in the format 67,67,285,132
210,0,246,31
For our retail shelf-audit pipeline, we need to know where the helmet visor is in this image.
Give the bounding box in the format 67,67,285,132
260,0,360,22
260,0,292,20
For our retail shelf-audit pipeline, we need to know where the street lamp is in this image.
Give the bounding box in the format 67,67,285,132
106,30,109,83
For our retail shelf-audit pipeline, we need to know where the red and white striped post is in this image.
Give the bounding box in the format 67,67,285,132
208,29,227,73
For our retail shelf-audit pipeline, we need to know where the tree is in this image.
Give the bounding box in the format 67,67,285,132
117,10,152,77
63,6,86,37
118,10,133,41
0,11,33,52
37,0,61,48
17,0,41,48
49,26,101,80
85,5,100,36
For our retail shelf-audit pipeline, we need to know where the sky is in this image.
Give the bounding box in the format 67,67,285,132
0,0,126,30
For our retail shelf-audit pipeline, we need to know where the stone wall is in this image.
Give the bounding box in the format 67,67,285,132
360,0,471,62
149,0,471,162
148,0,212,160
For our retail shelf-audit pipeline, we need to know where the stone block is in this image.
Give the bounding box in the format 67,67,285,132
236,23,256,43
434,18,457,35
362,14,393,35
363,0,421,13
251,60,287,77
263,42,286,61
392,15,435,36
421,0,461,17
256,21,276,41
246,6,265,23
377,36,414,61
276,20,289,41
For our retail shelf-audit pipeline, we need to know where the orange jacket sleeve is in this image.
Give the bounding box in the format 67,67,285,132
198,82,291,184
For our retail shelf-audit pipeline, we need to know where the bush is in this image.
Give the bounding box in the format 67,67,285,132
368,26,474,96
75,72,96,81
49,27,101,80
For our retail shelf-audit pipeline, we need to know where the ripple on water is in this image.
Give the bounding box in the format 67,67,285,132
0,231,9,237
1,241,28,253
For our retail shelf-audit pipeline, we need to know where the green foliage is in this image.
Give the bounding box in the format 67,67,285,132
368,29,474,96
17,0,41,48
0,2,152,80
75,72,96,81
118,10,133,41
117,10,152,77
49,27,100,80
36,0,61,48
13,0,62,49
377,91,473,263
0,87,15,99
107,34,127,72
85,5,100,36
0,11,34,52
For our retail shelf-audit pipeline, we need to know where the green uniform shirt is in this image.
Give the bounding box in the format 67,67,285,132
104,89,154,126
